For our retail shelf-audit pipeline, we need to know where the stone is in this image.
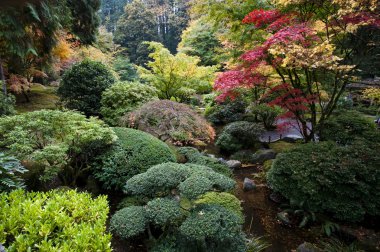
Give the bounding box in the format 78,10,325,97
251,149,277,164
0,244,5,252
277,211,292,226
296,242,319,252
226,160,242,169
243,178,256,191
218,158,227,164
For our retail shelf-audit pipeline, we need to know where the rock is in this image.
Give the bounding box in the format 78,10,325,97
226,160,242,169
277,211,292,226
269,192,286,204
243,178,256,191
0,244,5,252
251,149,277,164
296,242,319,252
218,158,227,164
207,154,216,159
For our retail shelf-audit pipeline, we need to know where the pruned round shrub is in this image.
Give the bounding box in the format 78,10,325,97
145,198,183,226
178,147,232,177
195,192,243,221
247,104,283,129
0,110,116,186
0,189,111,251
121,100,215,145
267,141,380,222
125,163,235,199
0,93,15,116
205,99,247,125
110,206,147,239
321,110,376,144
216,121,265,153
100,81,158,126
58,60,116,116
93,127,176,190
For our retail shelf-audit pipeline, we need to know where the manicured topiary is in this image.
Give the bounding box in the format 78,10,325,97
0,189,111,251
321,110,376,144
58,60,116,116
267,141,380,222
216,121,265,153
145,198,183,226
110,206,147,239
121,100,215,145
178,147,232,177
100,81,158,126
93,127,176,190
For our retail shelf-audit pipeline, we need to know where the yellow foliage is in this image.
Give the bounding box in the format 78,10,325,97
362,88,380,104
52,38,73,61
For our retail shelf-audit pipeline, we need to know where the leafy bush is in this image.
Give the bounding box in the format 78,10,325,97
321,110,376,144
113,56,139,82
247,104,282,129
122,100,215,145
178,147,232,177
58,60,116,116
0,110,116,186
195,192,243,221
0,153,27,192
110,206,147,239
100,82,158,126
267,141,380,222
93,127,176,190
216,121,265,153
145,198,183,226
125,163,235,199
0,189,111,251
206,99,247,125
0,93,15,116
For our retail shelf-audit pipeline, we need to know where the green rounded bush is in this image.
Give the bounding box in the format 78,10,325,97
100,81,158,126
110,206,147,239
267,141,380,222
145,198,183,226
93,127,176,190
321,110,376,144
0,93,15,116
206,100,247,125
58,60,116,116
216,121,265,153
247,104,282,129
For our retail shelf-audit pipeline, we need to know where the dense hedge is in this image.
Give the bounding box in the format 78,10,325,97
93,127,176,190
58,60,115,116
0,190,111,251
100,81,158,126
267,141,380,222
121,100,215,145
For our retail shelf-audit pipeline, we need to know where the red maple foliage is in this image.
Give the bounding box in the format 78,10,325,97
242,9,282,28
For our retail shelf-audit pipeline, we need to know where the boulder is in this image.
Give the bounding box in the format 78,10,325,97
0,244,5,252
251,149,276,164
296,242,319,252
226,160,242,169
243,178,256,191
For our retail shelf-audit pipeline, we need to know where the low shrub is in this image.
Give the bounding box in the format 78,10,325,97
58,60,116,116
267,141,380,222
177,147,232,177
110,206,147,239
0,153,27,192
206,99,247,125
145,198,183,226
247,104,282,129
93,127,176,190
100,82,158,126
122,100,215,145
0,110,116,186
0,189,111,251
216,121,265,153
0,93,15,116
321,110,376,144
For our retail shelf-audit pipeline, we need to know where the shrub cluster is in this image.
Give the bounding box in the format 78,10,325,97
267,141,380,222
100,81,158,126
58,60,116,116
216,121,265,153
0,93,15,116
122,100,215,145
206,99,247,125
0,153,27,192
247,104,282,129
0,189,111,251
93,127,176,190
0,110,116,186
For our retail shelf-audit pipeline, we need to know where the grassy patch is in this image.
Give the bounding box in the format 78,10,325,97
15,84,59,113
269,141,299,153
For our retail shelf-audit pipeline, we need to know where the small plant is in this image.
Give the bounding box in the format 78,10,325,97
247,104,282,129
0,153,27,192
277,200,316,228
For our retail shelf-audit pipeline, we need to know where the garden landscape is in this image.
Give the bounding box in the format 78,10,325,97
0,0,380,251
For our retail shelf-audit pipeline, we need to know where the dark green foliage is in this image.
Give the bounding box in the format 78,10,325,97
124,163,235,199
206,99,247,125
100,81,157,125
216,121,265,153
0,93,15,116
0,189,111,251
145,198,183,226
178,147,232,177
321,110,376,144
179,205,246,252
117,196,147,209
113,56,139,82
0,153,27,192
58,60,116,116
247,104,282,129
93,127,176,190
267,141,380,222
110,206,147,239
